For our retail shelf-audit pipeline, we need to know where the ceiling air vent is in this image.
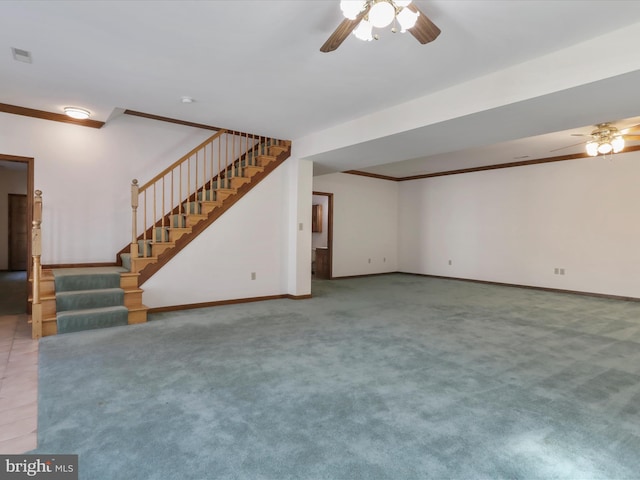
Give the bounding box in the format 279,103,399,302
11,47,32,63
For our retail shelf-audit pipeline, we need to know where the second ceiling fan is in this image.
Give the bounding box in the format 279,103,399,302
320,0,441,53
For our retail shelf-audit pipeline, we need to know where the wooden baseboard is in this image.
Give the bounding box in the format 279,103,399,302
286,294,312,300
326,271,640,302
148,293,311,314
405,272,640,302
329,272,397,280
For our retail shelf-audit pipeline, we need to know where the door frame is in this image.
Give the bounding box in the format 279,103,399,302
312,191,333,279
1,154,34,274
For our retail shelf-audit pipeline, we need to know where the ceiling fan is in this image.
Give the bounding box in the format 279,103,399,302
320,0,441,53
551,121,640,156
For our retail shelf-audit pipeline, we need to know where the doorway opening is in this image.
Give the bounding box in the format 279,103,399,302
0,154,34,314
311,191,333,279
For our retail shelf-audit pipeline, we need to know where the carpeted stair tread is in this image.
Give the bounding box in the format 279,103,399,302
53,271,122,292
56,305,129,334
56,287,125,312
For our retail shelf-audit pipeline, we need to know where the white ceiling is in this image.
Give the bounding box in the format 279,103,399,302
2,0,640,176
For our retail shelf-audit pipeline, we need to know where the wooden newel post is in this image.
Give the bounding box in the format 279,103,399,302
131,179,139,259
31,190,43,340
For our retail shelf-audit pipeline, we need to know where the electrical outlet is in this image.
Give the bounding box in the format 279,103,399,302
448,260,452,266
368,258,371,264
383,257,386,263
251,272,256,280
560,268,565,275
554,268,559,274
298,223,303,231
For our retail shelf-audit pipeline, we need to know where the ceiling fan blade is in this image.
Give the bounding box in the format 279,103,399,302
406,4,441,44
550,140,587,153
624,135,640,141
622,123,640,134
320,6,370,53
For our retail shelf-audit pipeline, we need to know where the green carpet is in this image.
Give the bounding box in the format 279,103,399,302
52,267,129,334
35,274,640,479
0,270,28,314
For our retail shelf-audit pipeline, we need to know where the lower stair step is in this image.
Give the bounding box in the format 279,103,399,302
57,305,129,334
53,271,122,292
56,288,124,312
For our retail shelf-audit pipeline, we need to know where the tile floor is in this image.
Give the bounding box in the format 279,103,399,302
0,313,38,453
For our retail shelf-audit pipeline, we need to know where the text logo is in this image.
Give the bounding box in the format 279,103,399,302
0,455,78,479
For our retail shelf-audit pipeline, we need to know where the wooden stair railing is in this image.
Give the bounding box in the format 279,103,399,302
122,129,291,284
31,190,43,339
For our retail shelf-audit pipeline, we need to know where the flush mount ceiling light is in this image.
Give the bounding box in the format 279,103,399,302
181,96,195,104
64,107,91,120
321,0,440,52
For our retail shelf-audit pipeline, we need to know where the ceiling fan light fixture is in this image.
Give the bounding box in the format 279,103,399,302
340,0,366,19
396,6,419,31
353,19,374,41
368,1,396,28
581,123,627,157
64,107,91,120
321,0,440,52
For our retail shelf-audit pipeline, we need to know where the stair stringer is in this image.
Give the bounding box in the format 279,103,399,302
135,145,291,286
138,155,296,309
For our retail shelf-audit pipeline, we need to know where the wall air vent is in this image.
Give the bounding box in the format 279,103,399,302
11,47,32,63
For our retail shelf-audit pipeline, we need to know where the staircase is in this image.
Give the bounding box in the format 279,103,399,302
120,133,291,286
31,129,291,338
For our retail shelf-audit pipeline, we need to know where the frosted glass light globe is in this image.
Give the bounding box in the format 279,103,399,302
598,142,613,154
353,20,374,41
611,135,625,153
397,7,419,31
340,0,366,19
368,1,395,28
586,142,599,156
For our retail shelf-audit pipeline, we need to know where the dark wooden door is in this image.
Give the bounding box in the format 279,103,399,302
9,194,28,270
315,248,330,279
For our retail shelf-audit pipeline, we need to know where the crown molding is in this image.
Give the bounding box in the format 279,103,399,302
0,103,104,128
123,109,223,131
346,144,640,182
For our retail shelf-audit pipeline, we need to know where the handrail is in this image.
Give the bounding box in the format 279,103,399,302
31,190,43,340
139,130,227,192
130,129,287,265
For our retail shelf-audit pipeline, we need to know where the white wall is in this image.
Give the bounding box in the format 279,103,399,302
0,112,213,264
312,173,399,278
0,165,28,270
143,158,306,308
288,159,313,297
399,150,640,298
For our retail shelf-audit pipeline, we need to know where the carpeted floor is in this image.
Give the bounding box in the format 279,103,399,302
0,270,28,314
35,274,640,479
